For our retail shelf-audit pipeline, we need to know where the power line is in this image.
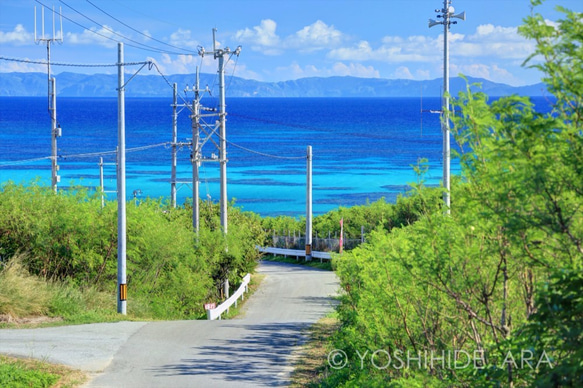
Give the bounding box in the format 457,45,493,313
58,0,191,56
149,61,194,110
0,156,52,167
225,139,306,160
0,142,170,166
85,0,198,55
34,0,190,56
0,56,149,68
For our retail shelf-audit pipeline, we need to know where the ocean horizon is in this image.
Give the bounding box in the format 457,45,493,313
2,95,538,217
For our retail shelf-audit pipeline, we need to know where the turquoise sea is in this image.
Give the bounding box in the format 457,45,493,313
0,96,500,217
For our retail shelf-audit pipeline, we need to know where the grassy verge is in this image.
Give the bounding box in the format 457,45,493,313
261,254,333,271
0,355,86,388
0,256,265,328
0,258,151,329
290,313,340,387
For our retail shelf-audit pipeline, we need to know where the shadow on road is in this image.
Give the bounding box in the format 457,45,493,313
150,322,311,386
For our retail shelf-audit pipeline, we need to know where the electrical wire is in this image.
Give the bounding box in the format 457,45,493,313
85,0,198,55
34,0,189,56
0,156,53,167
0,56,149,68
226,140,306,160
0,142,170,166
58,0,192,56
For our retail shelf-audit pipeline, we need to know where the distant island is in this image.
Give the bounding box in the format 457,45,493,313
0,72,547,98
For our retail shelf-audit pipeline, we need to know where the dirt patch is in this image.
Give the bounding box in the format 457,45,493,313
0,314,63,326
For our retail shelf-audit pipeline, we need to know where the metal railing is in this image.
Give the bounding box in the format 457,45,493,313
206,273,251,320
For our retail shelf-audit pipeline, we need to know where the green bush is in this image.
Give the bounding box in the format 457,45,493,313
0,183,264,320
324,2,583,387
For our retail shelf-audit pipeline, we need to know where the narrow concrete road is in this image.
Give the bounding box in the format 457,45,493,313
0,261,339,387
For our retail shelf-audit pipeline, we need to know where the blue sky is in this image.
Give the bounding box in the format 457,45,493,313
1,0,581,86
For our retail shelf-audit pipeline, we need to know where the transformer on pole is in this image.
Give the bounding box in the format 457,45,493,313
429,0,465,214
195,29,241,234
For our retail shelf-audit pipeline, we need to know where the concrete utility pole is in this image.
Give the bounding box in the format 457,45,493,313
429,0,465,214
117,42,127,315
197,29,241,234
305,146,313,261
50,77,61,192
171,83,178,208
35,6,63,193
192,68,201,232
99,157,104,209
98,157,116,209
183,68,203,232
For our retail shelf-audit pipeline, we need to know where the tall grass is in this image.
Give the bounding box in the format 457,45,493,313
0,254,50,318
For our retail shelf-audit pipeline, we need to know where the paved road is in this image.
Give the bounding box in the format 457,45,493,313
0,261,339,387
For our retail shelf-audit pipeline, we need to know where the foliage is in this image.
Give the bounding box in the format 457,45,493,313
323,2,582,387
0,355,86,388
0,183,263,320
0,360,58,388
261,185,443,241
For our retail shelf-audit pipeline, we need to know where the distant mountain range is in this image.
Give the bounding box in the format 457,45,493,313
0,72,547,98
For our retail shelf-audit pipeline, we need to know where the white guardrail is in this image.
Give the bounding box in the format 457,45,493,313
258,246,332,261
206,273,251,320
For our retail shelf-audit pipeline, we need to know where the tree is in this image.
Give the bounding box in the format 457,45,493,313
326,2,582,386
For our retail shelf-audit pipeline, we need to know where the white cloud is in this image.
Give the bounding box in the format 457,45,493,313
327,22,536,74
235,19,346,55
393,66,414,79
286,20,343,52
66,26,119,48
234,19,281,54
153,53,207,74
226,62,262,81
415,69,431,79
453,63,521,85
142,30,152,42
329,37,435,63
332,62,379,78
456,24,535,59
0,57,46,72
0,24,33,45
153,53,252,78
169,28,200,50
274,61,379,80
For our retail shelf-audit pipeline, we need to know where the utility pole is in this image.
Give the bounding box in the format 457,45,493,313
171,83,178,208
183,68,203,232
305,146,313,261
50,77,61,192
429,0,465,214
117,42,127,315
98,156,116,209
216,29,228,234
99,157,104,209
197,29,241,234
35,6,63,193
190,68,201,232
